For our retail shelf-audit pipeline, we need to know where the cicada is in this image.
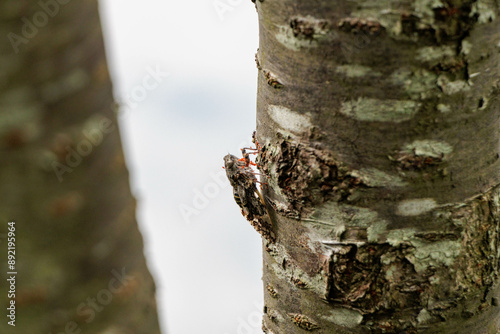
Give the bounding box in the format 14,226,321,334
224,149,274,242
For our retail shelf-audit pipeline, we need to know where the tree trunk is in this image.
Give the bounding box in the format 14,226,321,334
253,1,500,333
0,1,161,333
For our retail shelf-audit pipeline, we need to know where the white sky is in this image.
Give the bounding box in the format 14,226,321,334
99,1,263,333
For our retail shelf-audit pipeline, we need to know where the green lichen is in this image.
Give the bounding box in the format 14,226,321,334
83,114,112,137
304,215,346,241
348,6,400,37
0,105,41,133
416,46,456,63
267,105,312,135
390,69,438,99
437,75,470,95
335,65,382,78
321,307,363,328
471,1,497,24
386,228,418,246
308,202,391,244
275,26,316,51
414,0,445,24
384,263,398,280
312,202,380,229
396,198,438,216
367,219,388,243
437,103,451,113
274,15,329,51
340,97,420,122
406,239,461,273
402,139,453,158
417,308,434,324
461,39,473,55
350,167,407,188
0,87,43,138
40,68,90,102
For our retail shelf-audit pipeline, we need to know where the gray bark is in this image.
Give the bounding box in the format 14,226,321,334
253,1,500,333
0,1,161,333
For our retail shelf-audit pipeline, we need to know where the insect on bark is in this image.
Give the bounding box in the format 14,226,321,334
223,133,275,242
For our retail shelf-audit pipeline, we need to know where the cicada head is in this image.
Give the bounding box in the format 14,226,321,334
223,154,239,169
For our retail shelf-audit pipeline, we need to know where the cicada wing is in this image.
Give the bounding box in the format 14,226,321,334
235,184,251,216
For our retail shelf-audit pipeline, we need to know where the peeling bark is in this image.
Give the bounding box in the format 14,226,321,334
253,0,500,333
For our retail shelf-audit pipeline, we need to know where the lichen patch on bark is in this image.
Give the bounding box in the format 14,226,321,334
407,239,462,273
389,69,438,99
305,201,391,248
267,105,312,136
396,198,438,216
386,228,418,247
39,68,90,103
0,87,43,146
437,103,451,113
416,45,456,63
402,139,453,158
275,15,330,51
367,220,389,243
471,1,497,23
335,64,382,78
350,168,407,188
321,307,363,328
437,75,470,95
340,98,421,122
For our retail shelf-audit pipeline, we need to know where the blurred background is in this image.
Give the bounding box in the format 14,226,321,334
99,1,262,333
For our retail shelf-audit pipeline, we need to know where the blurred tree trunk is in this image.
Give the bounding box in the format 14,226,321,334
255,1,500,333
0,1,161,333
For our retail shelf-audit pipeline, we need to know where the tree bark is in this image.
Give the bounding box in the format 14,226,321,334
0,1,161,333
254,0,500,333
